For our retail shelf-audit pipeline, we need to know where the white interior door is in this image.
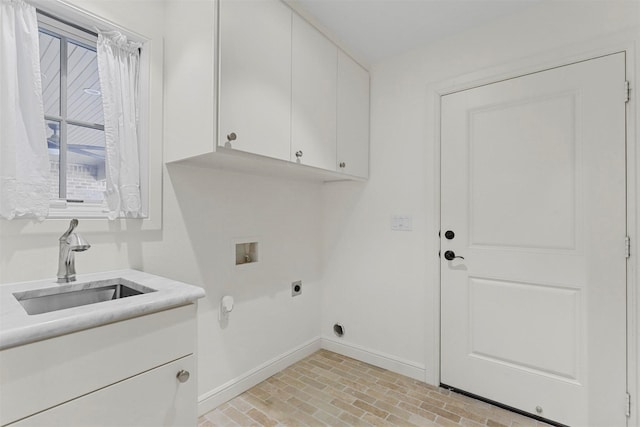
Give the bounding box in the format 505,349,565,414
440,53,627,426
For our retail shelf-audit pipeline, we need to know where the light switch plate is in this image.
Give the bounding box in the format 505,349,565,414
391,215,412,231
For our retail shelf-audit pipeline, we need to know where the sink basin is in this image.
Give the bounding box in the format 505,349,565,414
13,278,156,315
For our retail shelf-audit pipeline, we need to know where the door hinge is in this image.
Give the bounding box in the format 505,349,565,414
626,392,631,417
625,81,631,103
625,236,631,258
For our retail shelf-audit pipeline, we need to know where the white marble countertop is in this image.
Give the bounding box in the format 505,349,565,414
0,269,205,350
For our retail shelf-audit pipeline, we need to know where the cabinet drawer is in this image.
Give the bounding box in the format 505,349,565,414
11,355,196,427
0,305,196,425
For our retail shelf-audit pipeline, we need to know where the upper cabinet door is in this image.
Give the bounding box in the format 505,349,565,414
218,0,292,161
291,14,337,170
337,51,370,178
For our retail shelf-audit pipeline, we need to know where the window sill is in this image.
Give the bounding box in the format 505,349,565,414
0,203,158,236
46,200,150,220
48,200,111,219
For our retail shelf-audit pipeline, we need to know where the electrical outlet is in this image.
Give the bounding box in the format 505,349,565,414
291,280,302,296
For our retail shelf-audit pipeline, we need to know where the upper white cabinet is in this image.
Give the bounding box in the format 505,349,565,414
218,0,292,161
163,0,217,163
291,14,338,171
337,51,370,178
164,0,370,181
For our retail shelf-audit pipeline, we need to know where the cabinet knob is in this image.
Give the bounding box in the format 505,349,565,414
176,370,190,383
295,150,303,159
339,162,346,168
227,132,237,142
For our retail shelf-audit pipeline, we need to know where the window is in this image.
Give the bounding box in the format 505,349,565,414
38,13,107,211
1,0,153,224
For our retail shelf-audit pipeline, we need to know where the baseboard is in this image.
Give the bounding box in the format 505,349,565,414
198,336,429,416
320,336,427,382
197,337,322,416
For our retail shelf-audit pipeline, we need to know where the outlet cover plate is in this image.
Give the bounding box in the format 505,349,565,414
291,280,302,296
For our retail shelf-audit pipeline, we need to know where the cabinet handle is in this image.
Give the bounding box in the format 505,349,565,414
295,151,303,159
227,132,237,142
339,162,346,168
176,370,190,383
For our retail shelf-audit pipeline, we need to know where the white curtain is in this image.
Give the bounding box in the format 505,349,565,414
0,0,49,220
97,30,142,219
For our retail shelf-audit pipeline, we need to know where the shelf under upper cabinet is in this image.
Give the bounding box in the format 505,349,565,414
171,147,367,183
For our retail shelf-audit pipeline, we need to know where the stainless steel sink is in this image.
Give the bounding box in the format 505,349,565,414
13,278,156,315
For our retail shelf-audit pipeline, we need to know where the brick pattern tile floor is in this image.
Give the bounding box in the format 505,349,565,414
198,349,551,427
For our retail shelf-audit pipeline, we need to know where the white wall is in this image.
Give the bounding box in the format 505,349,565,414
321,0,640,391
2,0,639,420
145,164,323,404
0,0,323,413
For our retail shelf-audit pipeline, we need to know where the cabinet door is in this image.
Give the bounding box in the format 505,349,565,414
218,0,291,160
337,51,370,178
13,355,196,427
291,14,337,170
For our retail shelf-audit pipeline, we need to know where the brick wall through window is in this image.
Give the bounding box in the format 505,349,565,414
49,161,106,201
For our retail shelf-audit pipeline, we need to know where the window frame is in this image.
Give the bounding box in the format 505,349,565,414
35,10,150,220
39,13,107,215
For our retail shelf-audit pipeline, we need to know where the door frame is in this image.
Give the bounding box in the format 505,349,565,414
428,31,639,425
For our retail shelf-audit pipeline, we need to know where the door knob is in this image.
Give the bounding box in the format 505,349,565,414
444,250,464,261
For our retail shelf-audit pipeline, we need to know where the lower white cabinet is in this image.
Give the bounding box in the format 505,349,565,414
0,305,198,427
12,355,196,427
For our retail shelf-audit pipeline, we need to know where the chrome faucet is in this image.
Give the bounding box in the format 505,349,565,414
57,219,91,283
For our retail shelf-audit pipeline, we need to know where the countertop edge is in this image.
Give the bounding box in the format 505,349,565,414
0,270,206,351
